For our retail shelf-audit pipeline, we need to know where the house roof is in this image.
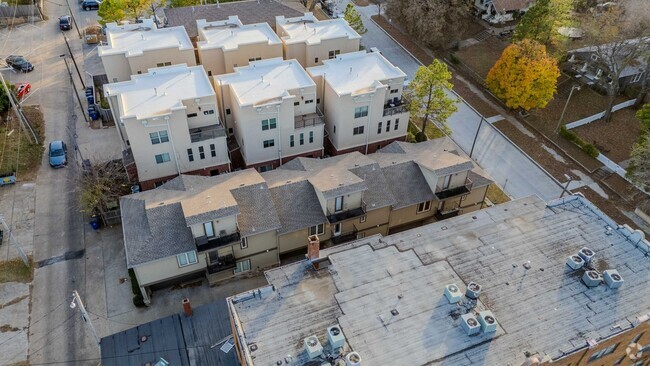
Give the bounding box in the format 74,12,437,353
228,195,650,365
276,12,361,45
568,37,650,78
491,0,534,11
196,17,281,51
99,19,193,57
164,0,303,38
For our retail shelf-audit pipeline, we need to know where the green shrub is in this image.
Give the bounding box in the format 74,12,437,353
582,143,600,158
99,96,109,109
559,126,599,158
449,54,460,65
406,131,416,142
415,131,428,142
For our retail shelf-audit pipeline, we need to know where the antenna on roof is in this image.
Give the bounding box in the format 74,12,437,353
154,87,158,95
261,75,264,82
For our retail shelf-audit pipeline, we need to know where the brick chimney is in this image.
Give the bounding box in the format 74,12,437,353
307,234,320,261
182,298,192,317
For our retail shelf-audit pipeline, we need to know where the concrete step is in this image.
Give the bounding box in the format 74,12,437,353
593,166,614,181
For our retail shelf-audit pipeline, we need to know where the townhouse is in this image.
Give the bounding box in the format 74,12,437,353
99,19,196,83
275,12,361,68
104,64,230,190
215,58,325,171
308,49,409,155
196,16,283,78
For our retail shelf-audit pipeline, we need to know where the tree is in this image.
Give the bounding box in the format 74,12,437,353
625,105,650,188
80,160,132,226
486,39,560,111
369,0,386,16
123,0,152,21
344,4,367,35
386,0,470,48
147,0,165,27
512,0,572,51
406,59,458,137
0,82,15,113
97,0,126,26
169,0,199,7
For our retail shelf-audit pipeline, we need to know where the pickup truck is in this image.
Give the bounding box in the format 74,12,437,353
0,172,16,186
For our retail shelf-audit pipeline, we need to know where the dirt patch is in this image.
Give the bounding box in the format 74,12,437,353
0,258,33,284
486,184,511,204
455,36,508,79
0,106,45,182
352,0,369,6
572,107,640,163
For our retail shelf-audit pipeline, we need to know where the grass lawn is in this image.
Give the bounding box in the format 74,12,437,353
0,257,33,284
486,184,510,204
0,106,45,182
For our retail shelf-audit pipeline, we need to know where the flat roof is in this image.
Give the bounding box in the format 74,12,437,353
276,13,361,45
197,17,281,51
307,50,406,95
215,58,315,107
228,195,650,365
99,21,193,57
104,64,214,120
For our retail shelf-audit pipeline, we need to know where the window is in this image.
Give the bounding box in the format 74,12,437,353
390,88,399,94
314,57,319,63
632,72,643,83
235,259,251,273
588,343,618,362
155,153,170,164
240,237,248,249
417,201,432,213
294,101,300,106
156,62,172,67
149,131,169,144
210,144,216,157
442,175,451,190
377,122,382,134
226,108,231,115
290,135,295,147
263,139,275,148
333,223,341,236
300,133,304,145
334,196,344,212
309,131,313,143
328,50,341,59
258,164,273,172
309,223,325,236
360,215,366,223
248,57,261,61
591,54,599,61
177,251,198,267
395,118,399,130
353,126,364,135
112,78,117,83
333,125,336,133
317,98,320,104
305,99,313,104
262,118,277,130
386,120,391,132
203,222,215,237
356,232,365,239
354,106,369,118
187,113,198,118
208,71,212,76
197,146,205,159
187,148,194,162
203,109,215,115
137,71,142,74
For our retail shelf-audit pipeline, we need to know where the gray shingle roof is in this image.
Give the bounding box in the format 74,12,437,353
231,183,282,237
268,180,327,235
349,163,396,210
380,161,435,209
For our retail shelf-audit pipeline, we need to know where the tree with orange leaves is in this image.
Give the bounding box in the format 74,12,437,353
486,40,560,111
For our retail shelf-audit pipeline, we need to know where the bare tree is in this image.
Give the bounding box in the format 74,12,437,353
369,0,386,16
79,159,132,226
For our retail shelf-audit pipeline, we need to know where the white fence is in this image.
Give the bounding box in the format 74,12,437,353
565,99,636,130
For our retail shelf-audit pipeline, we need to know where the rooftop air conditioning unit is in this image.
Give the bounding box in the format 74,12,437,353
460,313,481,335
603,269,624,289
345,351,361,366
478,310,498,333
578,247,595,263
304,335,323,359
566,254,584,270
465,282,481,299
327,325,345,350
582,270,601,287
444,284,462,304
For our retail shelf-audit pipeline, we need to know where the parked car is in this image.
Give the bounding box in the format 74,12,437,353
81,0,101,10
59,15,71,30
5,55,33,73
49,140,68,168
15,83,31,100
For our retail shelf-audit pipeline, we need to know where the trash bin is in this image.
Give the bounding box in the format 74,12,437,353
89,109,99,120
87,95,95,105
90,216,100,230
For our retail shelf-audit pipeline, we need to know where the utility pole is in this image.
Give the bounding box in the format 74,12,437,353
469,116,485,158
556,85,581,133
70,290,101,349
61,55,89,123
62,32,85,89
64,0,82,39
0,69,38,144
0,215,29,266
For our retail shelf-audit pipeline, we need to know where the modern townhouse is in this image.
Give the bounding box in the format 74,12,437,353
99,19,196,83
308,49,410,155
275,12,361,68
215,57,325,171
196,16,283,78
104,64,230,190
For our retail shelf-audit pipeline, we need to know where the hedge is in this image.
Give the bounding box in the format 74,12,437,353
128,268,146,308
559,126,600,158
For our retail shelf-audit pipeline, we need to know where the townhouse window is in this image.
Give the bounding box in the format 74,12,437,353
354,106,368,118
377,122,382,134
226,108,231,115
187,113,198,118
353,126,364,135
309,131,314,143
334,196,344,212
305,99,313,104
137,71,142,74
203,222,215,237
112,78,117,83
263,139,275,148
309,223,325,236
203,109,215,115
235,259,251,273
360,215,366,223
240,237,248,249
187,148,194,162
149,130,169,145
155,153,170,164
588,343,618,362
258,164,273,172
199,146,205,159
386,120,391,132
156,62,172,67
210,144,216,157
294,101,300,106
333,125,336,133
395,118,399,130
417,201,432,213
248,57,262,62
177,251,198,267
300,133,304,145
290,135,295,147
442,175,451,190
262,118,277,131
317,98,320,104
390,88,398,94
208,71,212,76
314,57,319,63
356,232,365,239
590,54,599,61
328,50,340,59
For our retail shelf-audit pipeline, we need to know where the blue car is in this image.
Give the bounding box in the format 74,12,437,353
49,140,68,168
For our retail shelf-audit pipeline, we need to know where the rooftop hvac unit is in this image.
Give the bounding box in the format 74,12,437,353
444,284,462,304
345,351,361,366
566,255,584,270
477,310,498,333
603,269,624,289
460,313,481,335
582,270,601,287
465,282,482,299
578,247,595,263
304,335,323,360
327,325,345,350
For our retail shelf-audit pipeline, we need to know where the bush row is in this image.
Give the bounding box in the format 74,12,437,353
559,126,600,158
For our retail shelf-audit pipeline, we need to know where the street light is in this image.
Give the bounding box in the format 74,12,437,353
556,85,581,133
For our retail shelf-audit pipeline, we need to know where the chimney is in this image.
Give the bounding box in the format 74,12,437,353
182,298,192,317
307,234,320,262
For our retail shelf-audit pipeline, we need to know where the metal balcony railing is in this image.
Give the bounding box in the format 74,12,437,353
189,123,226,143
295,107,325,129
435,178,473,200
326,200,367,223
382,100,408,117
195,232,241,252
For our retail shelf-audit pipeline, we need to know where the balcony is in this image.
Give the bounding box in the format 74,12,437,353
330,231,359,245
327,200,367,223
435,178,473,200
434,208,461,221
295,107,325,129
382,100,408,117
189,124,226,143
195,232,241,252
206,253,236,274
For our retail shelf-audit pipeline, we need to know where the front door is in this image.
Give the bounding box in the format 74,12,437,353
333,223,342,236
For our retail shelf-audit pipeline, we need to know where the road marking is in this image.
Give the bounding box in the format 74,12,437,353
36,249,84,268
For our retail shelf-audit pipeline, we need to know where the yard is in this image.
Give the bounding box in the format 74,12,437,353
0,106,45,182
454,36,508,79
0,257,33,284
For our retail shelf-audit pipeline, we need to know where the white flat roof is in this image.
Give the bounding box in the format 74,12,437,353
104,64,215,120
308,50,406,95
276,13,361,45
197,17,281,51
99,22,193,57
216,58,315,107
